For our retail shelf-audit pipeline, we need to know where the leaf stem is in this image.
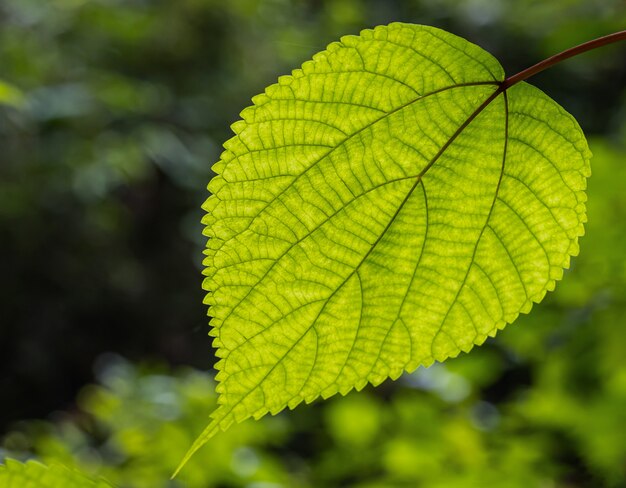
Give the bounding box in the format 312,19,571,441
500,30,626,91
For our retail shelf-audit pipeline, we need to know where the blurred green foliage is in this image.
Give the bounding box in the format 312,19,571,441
1,0,626,486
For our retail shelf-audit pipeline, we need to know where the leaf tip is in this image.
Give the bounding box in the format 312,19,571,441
172,408,227,478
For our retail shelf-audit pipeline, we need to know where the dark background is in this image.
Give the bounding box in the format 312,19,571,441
1,1,626,487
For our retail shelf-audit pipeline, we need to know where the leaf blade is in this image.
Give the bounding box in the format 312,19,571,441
189,22,590,467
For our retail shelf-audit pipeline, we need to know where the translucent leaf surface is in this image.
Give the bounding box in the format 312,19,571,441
188,22,591,464
0,460,112,488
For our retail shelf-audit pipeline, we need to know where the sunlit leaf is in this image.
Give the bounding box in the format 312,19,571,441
184,22,591,467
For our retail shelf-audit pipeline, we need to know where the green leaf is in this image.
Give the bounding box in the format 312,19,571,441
0,459,113,488
185,22,591,467
0,80,25,108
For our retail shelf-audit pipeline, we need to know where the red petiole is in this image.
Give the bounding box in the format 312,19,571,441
499,29,626,92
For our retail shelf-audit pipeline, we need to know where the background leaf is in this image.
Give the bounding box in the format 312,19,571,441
0,459,112,488
192,22,591,459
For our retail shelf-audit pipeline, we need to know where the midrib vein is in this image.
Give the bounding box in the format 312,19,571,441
218,85,506,414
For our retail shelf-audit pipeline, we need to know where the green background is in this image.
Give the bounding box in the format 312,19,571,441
1,0,625,486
